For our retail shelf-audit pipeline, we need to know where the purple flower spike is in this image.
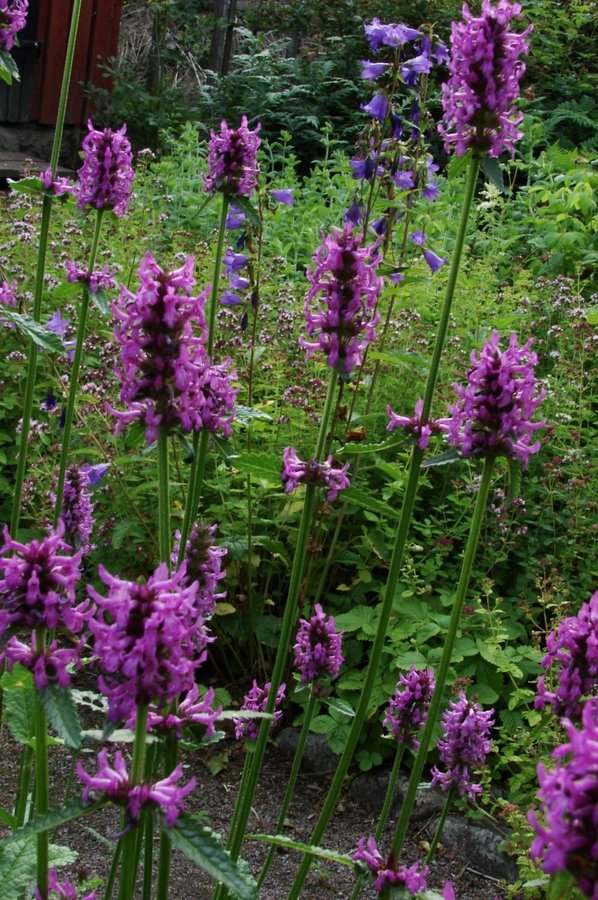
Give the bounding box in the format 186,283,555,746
52,464,94,554
173,522,227,617
35,868,96,900
282,447,350,503
423,248,447,273
0,279,17,308
446,330,545,466
387,398,450,450
234,680,286,742
78,748,195,830
88,562,211,722
361,92,388,121
300,223,383,376
383,666,436,748
204,115,261,198
0,521,85,637
529,700,598,898
76,120,134,217
352,837,428,894
271,188,294,206
293,604,343,684
431,692,494,800
0,0,28,51
535,591,598,722
439,0,532,157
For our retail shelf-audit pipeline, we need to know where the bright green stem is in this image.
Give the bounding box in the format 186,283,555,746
142,812,155,900
287,154,483,900
257,687,318,888
53,210,104,526
157,426,171,565
33,629,49,899
215,372,339,896
390,456,495,861
426,785,455,864
156,732,178,900
178,194,229,561
104,837,122,900
10,0,84,536
118,705,149,900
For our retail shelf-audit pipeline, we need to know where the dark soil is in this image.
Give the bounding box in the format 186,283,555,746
0,724,511,899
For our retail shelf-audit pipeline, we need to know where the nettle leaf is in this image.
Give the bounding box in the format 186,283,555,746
166,814,257,899
41,685,82,749
0,839,77,900
481,156,509,194
1,310,64,352
230,450,281,483
0,49,20,85
421,448,461,469
1,665,35,745
343,488,400,519
8,176,43,195
247,833,355,867
234,405,273,426
4,798,102,843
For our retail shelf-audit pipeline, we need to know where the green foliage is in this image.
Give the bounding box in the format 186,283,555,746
1,665,35,746
40,685,83,750
0,839,77,900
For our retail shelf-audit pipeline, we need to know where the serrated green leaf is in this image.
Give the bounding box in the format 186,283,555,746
4,798,102,843
91,288,110,315
0,49,20,85
234,405,273,425
333,605,378,634
0,838,78,900
343,487,399,519
8,176,43,195
41,685,82,749
247,833,355,866
230,451,280,482
325,697,355,718
1,310,64,352
421,448,462,468
368,349,429,370
167,814,257,899
481,157,509,194
1,666,35,745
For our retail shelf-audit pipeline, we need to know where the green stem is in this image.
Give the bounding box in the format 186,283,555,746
118,705,149,900
215,372,339,898
390,456,495,861
287,154,483,900
53,210,104,526
104,837,123,900
178,194,229,560
157,426,171,566
156,732,178,900
257,686,318,888
33,629,49,899
425,785,455,864
10,0,84,535
142,812,155,900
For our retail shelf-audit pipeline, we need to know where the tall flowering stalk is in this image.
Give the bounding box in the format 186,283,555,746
217,224,382,896
258,606,343,888
53,122,134,527
10,0,84,537
288,4,532,893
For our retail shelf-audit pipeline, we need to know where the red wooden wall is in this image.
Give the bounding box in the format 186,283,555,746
32,0,123,124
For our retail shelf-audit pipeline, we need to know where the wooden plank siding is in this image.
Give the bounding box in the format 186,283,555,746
1,0,122,125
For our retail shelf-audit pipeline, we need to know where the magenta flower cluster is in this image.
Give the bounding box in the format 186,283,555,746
174,522,228,617
35,868,96,900
234,680,286,742
78,748,195,830
40,167,74,198
0,0,28,51
446,330,545,466
204,115,261,197
88,562,211,722
145,684,221,740
111,253,237,444
0,279,17,308
529,700,598,898
352,837,428,894
535,591,598,722
281,447,350,503
65,260,117,294
387,398,450,451
0,523,89,689
293,603,343,684
439,0,532,157
76,120,134,217
383,666,435,749
431,692,494,800
300,223,383,376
